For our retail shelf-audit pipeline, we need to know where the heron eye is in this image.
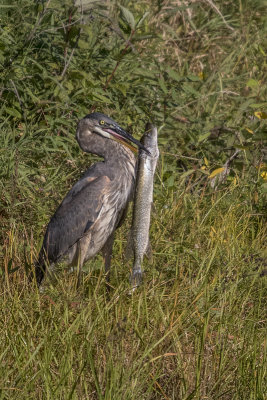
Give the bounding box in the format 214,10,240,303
99,120,105,125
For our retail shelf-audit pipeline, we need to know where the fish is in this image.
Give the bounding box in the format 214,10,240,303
129,123,159,288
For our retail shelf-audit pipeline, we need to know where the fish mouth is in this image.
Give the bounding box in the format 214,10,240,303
96,123,150,155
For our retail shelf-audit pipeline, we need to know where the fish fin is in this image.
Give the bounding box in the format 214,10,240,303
124,228,133,260
144,240,153,263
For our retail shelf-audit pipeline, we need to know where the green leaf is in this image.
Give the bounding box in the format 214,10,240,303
182,83,199,96
158,78,168,94
238,98,255,113
133,68,157,78
246,79,259,88
136,11,149,28
78,39,90,49
249,103,267,109
180,169,195,179
92,92,112,104
5,107,21,118
167,175,175,187
187,74,201,82
198,132,211,142
166,67,182,82
119,5,136,30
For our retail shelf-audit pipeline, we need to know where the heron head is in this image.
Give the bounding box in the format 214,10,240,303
76,113,150,155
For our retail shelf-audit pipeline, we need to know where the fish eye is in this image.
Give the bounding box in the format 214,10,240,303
99,120,105,125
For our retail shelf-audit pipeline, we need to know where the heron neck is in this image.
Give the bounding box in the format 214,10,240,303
103,140,135,165
77,128,136,175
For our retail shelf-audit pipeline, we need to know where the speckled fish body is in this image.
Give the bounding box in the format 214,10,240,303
131,124,159,286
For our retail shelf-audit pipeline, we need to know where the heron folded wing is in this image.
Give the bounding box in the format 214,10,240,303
40,176,111,263
60,176,97,207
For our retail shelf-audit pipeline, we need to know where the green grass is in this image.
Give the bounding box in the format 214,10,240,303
0,0,266,398
1,184,266,399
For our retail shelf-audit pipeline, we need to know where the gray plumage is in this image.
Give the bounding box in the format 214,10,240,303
34,113,146,286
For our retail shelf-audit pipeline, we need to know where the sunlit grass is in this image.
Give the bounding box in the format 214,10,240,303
1,0,266,398
1,181,266,399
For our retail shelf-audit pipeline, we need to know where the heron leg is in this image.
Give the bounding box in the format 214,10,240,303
33,250,51,288
102,232,115,289
74,243,84,289
33,262,45,287
76,258,83,289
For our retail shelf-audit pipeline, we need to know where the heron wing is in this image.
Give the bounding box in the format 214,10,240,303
41,175,111,263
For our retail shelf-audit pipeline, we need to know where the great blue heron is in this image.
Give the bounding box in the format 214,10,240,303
34,112,148,287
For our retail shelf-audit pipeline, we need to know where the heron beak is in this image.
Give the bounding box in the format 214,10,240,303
112,137,138,153
106,124,151,155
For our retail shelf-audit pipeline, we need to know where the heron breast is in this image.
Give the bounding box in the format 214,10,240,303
82,173,134,262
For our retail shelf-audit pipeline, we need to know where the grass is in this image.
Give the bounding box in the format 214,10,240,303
0,0,266,398
1,182,266,399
